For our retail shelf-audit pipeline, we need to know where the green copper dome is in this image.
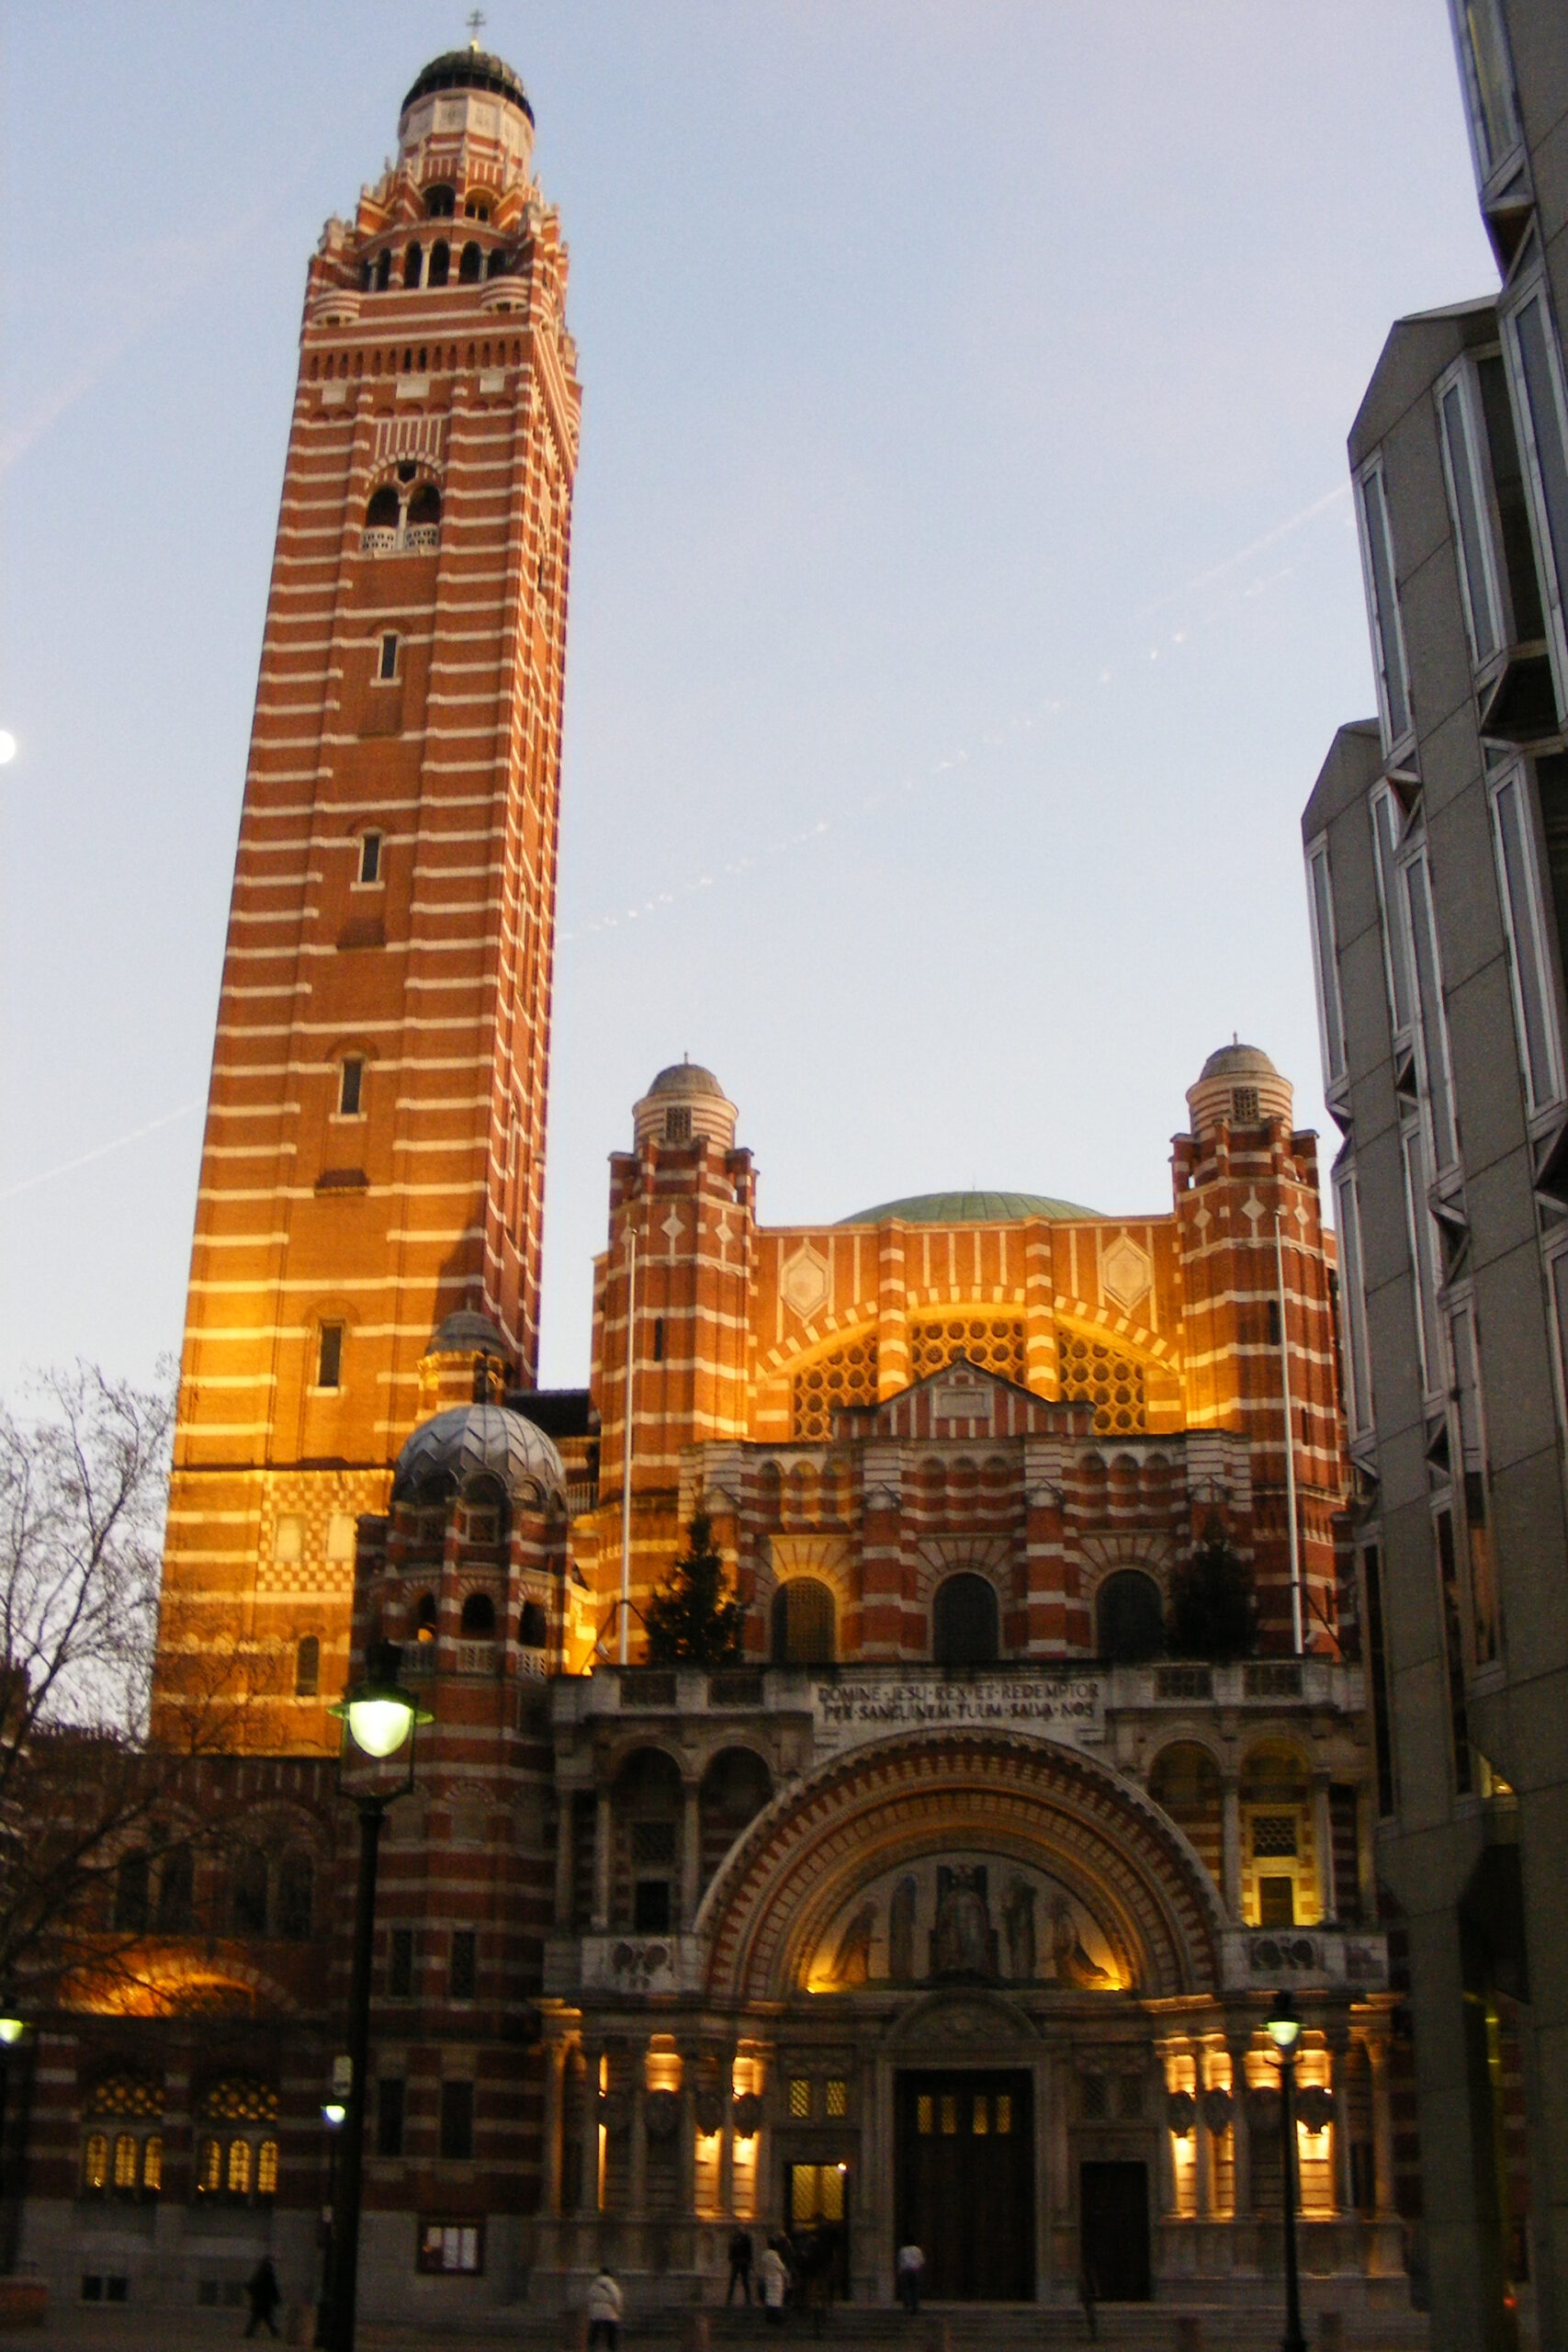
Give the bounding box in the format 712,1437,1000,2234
839,1190,1100,1227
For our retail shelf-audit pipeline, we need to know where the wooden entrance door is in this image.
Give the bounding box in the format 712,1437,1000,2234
895,2071,1033,2301
1079,2160,1151,2301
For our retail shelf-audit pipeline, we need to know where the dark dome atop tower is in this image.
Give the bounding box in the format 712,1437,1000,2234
401,49,535,125
391,1402,563,1505
647,1061,727,1101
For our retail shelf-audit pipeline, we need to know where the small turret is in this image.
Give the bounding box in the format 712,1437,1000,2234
1185,1039,1293,1142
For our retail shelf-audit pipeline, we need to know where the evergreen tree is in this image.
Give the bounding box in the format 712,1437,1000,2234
643,1509,746,1667
1168,1524,1258,1662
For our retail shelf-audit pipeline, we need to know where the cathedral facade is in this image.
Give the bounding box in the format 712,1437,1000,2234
13,40,1420,2336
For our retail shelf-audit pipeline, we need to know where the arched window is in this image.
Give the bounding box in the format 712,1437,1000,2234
375,249,391,292
1097,1569,1166,1662
487,247,508,279
198,2078,280,2204
156,1847,194,1931
415,1591,438,1642
519,1600,548,1648
365,485,400,532
771,1578,835,1665
458,242,483,284
82,2072,164,2200
460,1590,496,1637
1149,1744,1223,1885
231,1849,269,1937
424,184,456,219
427,240,450,288
295,1634,320,1699
932,1573,999,1666
408,483,441,528
403,243,423,289
277,1849,313,1941
113,1851,151,1933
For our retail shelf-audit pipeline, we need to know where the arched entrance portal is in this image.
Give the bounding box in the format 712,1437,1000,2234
697,1729,1224,2304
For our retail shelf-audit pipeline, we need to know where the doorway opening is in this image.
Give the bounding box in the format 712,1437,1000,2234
1079,2159,1151,2301
895,2070,1033,2301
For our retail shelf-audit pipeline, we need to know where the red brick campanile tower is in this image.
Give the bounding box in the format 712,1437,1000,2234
158,45,580,1747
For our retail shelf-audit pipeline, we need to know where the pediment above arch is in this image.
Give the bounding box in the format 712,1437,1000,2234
885,1984,1042,2050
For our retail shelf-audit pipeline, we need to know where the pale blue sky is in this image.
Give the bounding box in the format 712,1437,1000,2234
1,4,1498,1396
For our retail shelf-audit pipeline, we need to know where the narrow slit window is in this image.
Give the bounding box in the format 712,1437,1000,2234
1491,771,1562,1112
1306,840,1347,1087
1358,461,1413,747
339,1057,364,1118
317,1323,344,1391
378,632,398,683
1404,852,1460,1171
1508,288,1568,690
1438,372,1500,665
1370,787,1415,1037
359,831,382,885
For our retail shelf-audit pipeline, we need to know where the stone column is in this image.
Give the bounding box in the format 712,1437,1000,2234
718,2043,737,2220
1227,2035,1253,2220
543,2038,570,2217
1193,2044,1213,2222
677,2046,698,2222
1314,1774,1337,1922
681,1779,702,1928
592,1785,612,1929
555,1791,576,1928
629,2044,649,2218
1222,1776,1243,1918
1155,2044,1179,2220
1365,2035,1395,2220
579,2041,603,2215
1327,2030,1353,2219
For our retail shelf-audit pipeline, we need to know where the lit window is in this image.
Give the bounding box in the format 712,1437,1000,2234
317,1323,344,1391
1357,459,1413,749
359,831,382,885
141,2137,163,2193
256,2141,278,2199
1438,368,1501,666
917,2095,932,2135
788,2078,811,2119
418,2220,483,2275
825,2078,847,2119
996,2094,1012,2135
339,1057,364,1118
940,2095,957,2135
198,2139,221,2194
378,632,399,683
227,2139,251,2197
84,2134,108,2193
973,2096,988,2135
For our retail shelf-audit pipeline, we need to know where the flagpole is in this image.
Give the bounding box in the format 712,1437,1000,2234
1275,1208,1303,1655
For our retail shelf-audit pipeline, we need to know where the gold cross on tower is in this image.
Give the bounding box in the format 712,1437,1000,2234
466,8,486,49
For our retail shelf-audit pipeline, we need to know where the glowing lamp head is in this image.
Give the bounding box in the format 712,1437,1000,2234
329,1642,433,1762
0,2018,24,2046
1266,1993,1302,2052
321,2100,346,2128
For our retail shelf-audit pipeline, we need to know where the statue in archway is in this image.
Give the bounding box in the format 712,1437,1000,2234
889,1876,918,1981
1004,1876,1036,1980
932,1864,992,1976
829,1902,875,1986
1050,1894,1111,1989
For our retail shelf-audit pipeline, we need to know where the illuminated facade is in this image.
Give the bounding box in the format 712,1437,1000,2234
156,43,580,1750
14,36,1417,2336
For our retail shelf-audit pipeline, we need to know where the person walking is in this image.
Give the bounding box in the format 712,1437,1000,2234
726,2225,754,2305
588,2266,625,2352
896,2240,925,2315
758,2237,788,2326
243,2257,281,2339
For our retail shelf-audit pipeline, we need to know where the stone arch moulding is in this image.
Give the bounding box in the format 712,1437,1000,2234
763,1533,852,1606
1077,1532,1178,1600
696,1728,1224,2007
912,1534,1014,1608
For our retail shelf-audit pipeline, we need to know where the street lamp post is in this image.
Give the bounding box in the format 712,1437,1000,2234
313,2101,345,2351
324,1645,431,2352
1266,1993,1308,2352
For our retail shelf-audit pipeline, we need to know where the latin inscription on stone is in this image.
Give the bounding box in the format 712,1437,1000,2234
813,1673,1104,1748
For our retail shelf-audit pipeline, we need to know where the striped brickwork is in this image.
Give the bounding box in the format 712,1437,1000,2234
586,1063,1348,1662
158,75,579,1748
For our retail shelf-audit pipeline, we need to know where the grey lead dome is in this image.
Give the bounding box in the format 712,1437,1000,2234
1198,1041,1279,1081
391,1402,564,1506
646,1062,728,1101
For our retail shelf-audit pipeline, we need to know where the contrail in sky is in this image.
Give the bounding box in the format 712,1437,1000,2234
2,1102,203,1203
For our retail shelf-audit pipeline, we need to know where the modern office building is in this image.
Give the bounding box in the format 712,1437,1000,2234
1301,5,1568,2345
